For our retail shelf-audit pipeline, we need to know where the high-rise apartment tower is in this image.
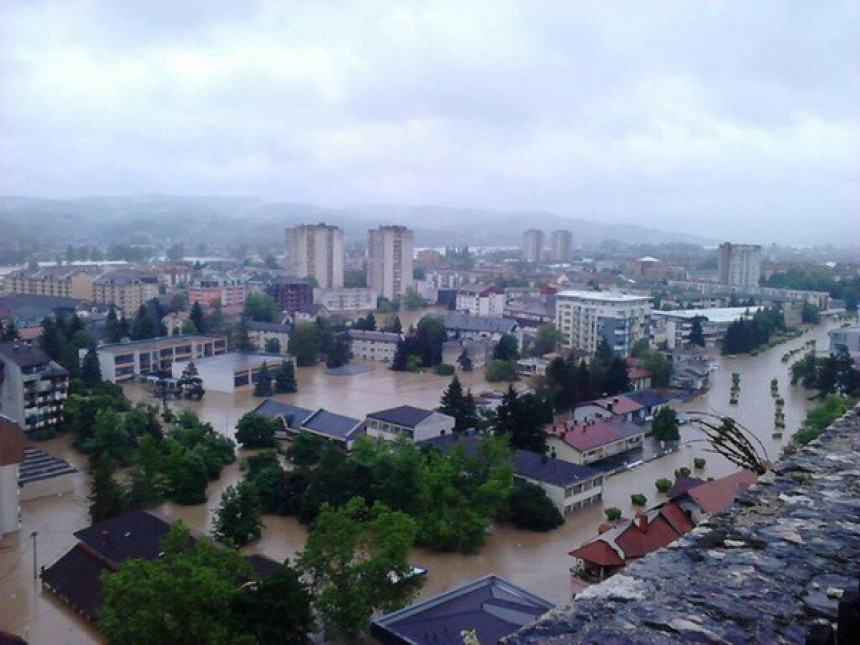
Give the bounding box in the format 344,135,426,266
367,225,413,301
549,230,572,263
522,229,544,262
285,223,344,289
718,242,761,289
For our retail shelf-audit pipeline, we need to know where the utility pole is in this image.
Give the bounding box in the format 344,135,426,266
30,531,39,579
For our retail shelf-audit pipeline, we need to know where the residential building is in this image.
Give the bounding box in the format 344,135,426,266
625,388,672,419
347,330,401,363
247,322,290,355
371,575,554,645
650,307,760,349
503,298,555,329
829,326,860,357
370,575,554,645
0,293,79,327
667,280,830,310
93,335,227,383
313,287,377,312
250,399,365,450
4,267,94,300
367,225,414,301
434,312,522,346
669,346,711,391
187,275,248,308
522,229,544,262
547,416,645,466
669,469,757,524
41,511,279,622
719,242,762,288
555,291,651,357
573,395,646,424
549,229,572,263
249,399,315,439
171,352,285,393
365,405,454,442
265,276,314,314
0,342,69,434
18,446,78,501
513,450,603,515
456,285,507,317
0,415,26,534
92,270,160,316
285,223,344,288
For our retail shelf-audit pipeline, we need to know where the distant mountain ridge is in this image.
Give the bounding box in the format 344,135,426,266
0,195,716,249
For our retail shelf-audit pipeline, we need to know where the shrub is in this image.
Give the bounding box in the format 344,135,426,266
674,467,691,478
655,478,672,493
433,363,455,376
506,481,564,532
484,359,518,382
604,507,622,522
630,493,647,507
693,457,706,469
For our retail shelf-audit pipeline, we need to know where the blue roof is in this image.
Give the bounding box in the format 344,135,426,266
303,409,364,441
251,399,314,429
371,575,553,645
514,450,601,487
367,405,437,428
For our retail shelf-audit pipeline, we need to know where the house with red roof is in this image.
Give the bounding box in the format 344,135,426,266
546,416,645,466
573,394,646,424
671,469,757,523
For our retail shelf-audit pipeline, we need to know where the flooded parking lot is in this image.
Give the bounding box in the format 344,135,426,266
0,321,840,642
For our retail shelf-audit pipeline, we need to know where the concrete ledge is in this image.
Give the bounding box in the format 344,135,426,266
506,406,860,643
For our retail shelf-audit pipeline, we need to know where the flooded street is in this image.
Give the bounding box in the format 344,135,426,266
0,320,841,642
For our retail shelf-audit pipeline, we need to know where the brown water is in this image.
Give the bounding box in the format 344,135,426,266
0,321,839,642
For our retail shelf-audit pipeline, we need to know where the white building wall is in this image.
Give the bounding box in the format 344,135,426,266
0,464,20,534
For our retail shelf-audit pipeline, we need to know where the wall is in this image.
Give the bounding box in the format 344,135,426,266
506,405,860,643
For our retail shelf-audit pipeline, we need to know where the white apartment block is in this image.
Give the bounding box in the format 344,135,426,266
522,229,544,262
285,223,344,289
555,291,651,357
347,330,402,363
367,226,413,301
456,286,507,317
719,242,762,289
313,287,378,312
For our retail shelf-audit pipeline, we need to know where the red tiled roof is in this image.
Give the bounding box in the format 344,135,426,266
559,420,623,452
591,395,644,416
688,470,757,514
568,540,623,567
616,512,684,558
667,475,706,499
657,502,696,536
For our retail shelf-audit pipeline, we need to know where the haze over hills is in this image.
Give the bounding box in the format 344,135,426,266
0,195,717,253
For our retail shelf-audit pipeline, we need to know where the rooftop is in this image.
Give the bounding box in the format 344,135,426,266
251,399,314,429
366,405,439,428
650,306,763,323
174,352,282,370
514,450,601,487
303,408,364,441
0,341,55,369
97,334,226,354
555,290,651,303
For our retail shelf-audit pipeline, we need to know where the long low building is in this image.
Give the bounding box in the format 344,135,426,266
649,306,762,348
250,398,365,450
93,335,227,383
171,352,285,393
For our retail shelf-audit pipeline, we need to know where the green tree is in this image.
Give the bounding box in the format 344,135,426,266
383,315,403,334
81,346,102,388
493,385,551,453
506,480,563,531
264,337,281,354
288,322,320,366
98,523,255,645
1,320,19,341
230,562,315,643
167,448,209,505
253,361,273,397
286,431,326,467
651,407,680,442
88,454,126,524
212,481,263,548
180,319,198,335
104,306,124,342
438,375,479,433
235,412,278,448
688,316,706,347
456,348,473,371
297,497,421,642
485,359,518,382
325,334,351,368
189,301,206,333
244,292,280,323
401,286,425,310
415,316,446,366
493,333,520,362
233,316,254,352
530,324,563,356
274,359,298,393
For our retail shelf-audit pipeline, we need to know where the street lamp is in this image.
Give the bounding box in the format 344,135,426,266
30,531,39,580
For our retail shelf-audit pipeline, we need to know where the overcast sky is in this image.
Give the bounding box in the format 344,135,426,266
1,1,857,245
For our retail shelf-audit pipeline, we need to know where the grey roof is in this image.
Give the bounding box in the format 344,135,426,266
605,416,646,440
433,312,519,334
74,510,175,564
0,341,55,370
268,275,311,285
247,322,291,333
303,409,364,441
514,450,602,487
367,405,437,428
19,446,78,484
348,329,401,343
625,388,672,409
97,334,225,353
251,399,314,429
371,575,554,645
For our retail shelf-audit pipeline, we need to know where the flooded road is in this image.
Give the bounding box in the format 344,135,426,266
0,320,841,642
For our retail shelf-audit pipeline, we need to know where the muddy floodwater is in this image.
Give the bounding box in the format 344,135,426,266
0,321,841,643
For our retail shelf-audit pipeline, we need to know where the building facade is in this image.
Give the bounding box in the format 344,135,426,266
94,335,227,383
0,414,26,534
92,270,160,316
719,242,762,288
367,225,413,302
0,342,69,434
347,330,401,363
522,229,544,262
549,230,573,263
365,406,455,443
456,285,507,317
554,291,651,356
4,267,94,300
171,352,285,393
187,276,248,308
265,276,314,314
285,223,344,289
313,287,377,312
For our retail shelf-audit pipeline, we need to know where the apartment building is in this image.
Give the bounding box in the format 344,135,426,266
549,230,573,263
456,285,507,317
0,342,69,434
4,267,94,300
347,330,402,363
719,242,762,288
367,225,414,302
92,270,160,316
554,291,651,357
93,335,227,383
521,229,544,262
285,223,344,289
187,275,248,307
313,287,377,312
265,276,314,314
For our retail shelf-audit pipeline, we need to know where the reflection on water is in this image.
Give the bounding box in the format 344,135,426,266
0,321,840,641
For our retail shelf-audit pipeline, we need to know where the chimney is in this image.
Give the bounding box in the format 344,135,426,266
636,512,648,532
606,401,614,414
100,530,113,549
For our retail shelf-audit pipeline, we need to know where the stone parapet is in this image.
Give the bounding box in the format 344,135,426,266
506,406,860,643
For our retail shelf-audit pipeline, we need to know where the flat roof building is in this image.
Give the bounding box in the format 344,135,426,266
555,291,651,357
93,335,227,383
171,352,285,393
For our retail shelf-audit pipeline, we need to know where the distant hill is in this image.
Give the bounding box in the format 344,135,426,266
0,195,716,251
